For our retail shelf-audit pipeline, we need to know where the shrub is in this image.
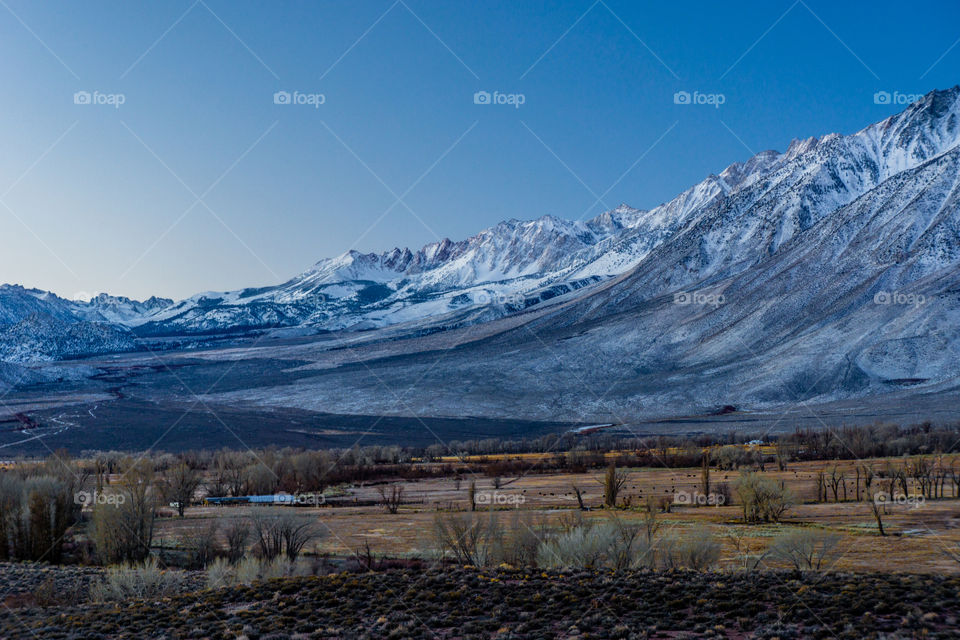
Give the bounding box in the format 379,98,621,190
537,523,616,569
735,472,793,523
658,526,721,571
536,518,652,570
206,556,309,588
206,557,234,589
432,511,502,567
495,512,547,567
90,558,185,602
769,529,841,572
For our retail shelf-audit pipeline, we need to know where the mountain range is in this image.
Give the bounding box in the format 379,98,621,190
2,86,959,424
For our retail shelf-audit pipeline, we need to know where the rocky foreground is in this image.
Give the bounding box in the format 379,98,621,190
2,567,958,639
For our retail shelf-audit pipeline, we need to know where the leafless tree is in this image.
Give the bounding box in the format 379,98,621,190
571,484,586,510
432,511,501,566
377,484,404,514
735,472,793,523
160,463,201,517
248,509,322,561
224,520,250,563
92,460,156,563
601,463,630,508
769,529,841,572
868,488,886,536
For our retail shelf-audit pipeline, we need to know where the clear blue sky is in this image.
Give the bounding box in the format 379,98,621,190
1,0,958,300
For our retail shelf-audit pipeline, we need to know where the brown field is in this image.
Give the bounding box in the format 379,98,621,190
146,455,960,574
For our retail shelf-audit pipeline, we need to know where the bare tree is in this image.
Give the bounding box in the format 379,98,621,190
868,488,887,536
700,452,711,499
160,463,201,517
224,520,250,563
432,511,502,566
248,509,322,561
377,484,404,514
735,472,793,523
602,463,630,508
641,496,661,543
769,529,841,572
92,460,156,563
186,520,221,568
571,484,586,510
827,466,845,502
774,439,789,471
279,515,322,561
249,509,285,560
723,528,768,571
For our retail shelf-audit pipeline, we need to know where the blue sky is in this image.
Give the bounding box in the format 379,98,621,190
0,0,958,300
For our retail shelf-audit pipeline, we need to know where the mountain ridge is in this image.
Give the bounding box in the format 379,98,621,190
1,86,958,375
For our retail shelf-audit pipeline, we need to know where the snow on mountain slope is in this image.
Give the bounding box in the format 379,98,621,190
125,141,790,335
213,91,960,421
0,286,165,363
2,86,958,379
0,313,136,363
135,88,960,338
79,293,174,324
130,206,653,334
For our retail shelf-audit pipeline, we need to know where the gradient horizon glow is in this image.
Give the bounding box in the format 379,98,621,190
1,0,958,301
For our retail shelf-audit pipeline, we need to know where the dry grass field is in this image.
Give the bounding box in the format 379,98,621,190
144,455,960,575
4,446,960,639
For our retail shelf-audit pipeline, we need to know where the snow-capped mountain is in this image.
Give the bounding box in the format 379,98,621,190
208,86,960,420
0,313,135,363
1,86,958,388
0,285,165,364
124,143,785,335
133,88,959,338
